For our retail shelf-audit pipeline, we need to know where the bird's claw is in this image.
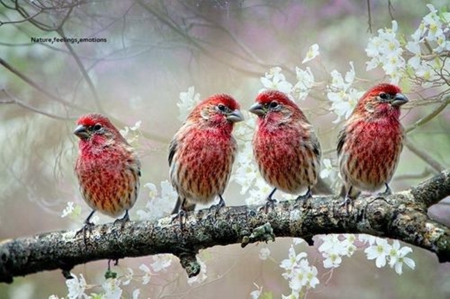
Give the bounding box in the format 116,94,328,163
294,188,313,209
171,209,186,230
339,196,353,215
113,211,130,228
377,184,392,197
208,199,225,216
76,222,95,246
259,197,277,213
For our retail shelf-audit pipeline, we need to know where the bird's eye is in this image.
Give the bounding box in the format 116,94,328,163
217,104,227,112
93,124,102,131
379,93,388,100
269,101,278,108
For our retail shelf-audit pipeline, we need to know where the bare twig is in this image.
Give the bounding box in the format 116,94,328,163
406,95,450,133
1,89,75,120
0,57,83,110
366,0,372,33
57,28,105,113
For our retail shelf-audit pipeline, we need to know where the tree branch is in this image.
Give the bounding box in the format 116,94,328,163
1,170,449,284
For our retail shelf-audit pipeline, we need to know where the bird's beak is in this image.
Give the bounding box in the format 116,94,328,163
248,102,265,116
391,93,409,107
227,109,245,123
73,124,90,140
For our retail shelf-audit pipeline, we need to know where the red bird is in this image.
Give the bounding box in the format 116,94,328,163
250,90,323,207
337,83,408,210
169,94,244,215
74,113,141,226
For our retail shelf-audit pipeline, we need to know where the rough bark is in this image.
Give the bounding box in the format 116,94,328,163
0,169,449,284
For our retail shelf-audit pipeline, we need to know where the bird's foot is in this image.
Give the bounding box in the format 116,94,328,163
339,196,354,215
259,197,277,214
171,209,186,230
377,184,392,197
76,221,95,246
208,198,226,217
294,188,313,209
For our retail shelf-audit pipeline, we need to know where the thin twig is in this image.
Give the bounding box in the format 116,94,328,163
366,0,372,33
1,89,75,120
57,28,105,114
0,57,82,110
406,95,450,133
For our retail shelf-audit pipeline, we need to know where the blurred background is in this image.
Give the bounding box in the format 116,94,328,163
0,0,449,298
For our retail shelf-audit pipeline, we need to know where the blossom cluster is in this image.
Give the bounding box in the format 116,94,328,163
49,255,174,299
250,235,415,299
280,245,319,297
367,4,450,86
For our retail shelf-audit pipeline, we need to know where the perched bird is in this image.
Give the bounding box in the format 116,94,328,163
169,94,244,215
337,83,408,210
74,113,141,226
250,90,323,208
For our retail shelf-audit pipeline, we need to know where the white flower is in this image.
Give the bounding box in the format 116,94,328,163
132,289,141,299
136,181,176,220
246,177,274,206
365,20,406,83
250,283,263,299
318,235,346,256
341,234,357,257
143,183,158,199
178,86,201,121
151,254,172,272
293,238,304,245
101,278,122,299
129,121,141,131
259,247,271,260
233,161,259,195
61,202,75,218
358,234,376,245
139,264,152,285
289,260,319,290
388,240,416,275
66,273,88,299
132,289,140,299
364,237,391,268
280,246,306,270
121,268,134,285
404,4,450,86
302,44,320,63
327,62,362,123
318,234,352,268
320,159,334,179
293,67,315,101
160,180,177,200
280,245,307,279
322,250,342,269
120,120,142,144
260,67,293,93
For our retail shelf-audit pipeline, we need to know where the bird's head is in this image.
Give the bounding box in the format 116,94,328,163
189,94,244,128
354,83,408,120
74,113,125,145
249,90,307,126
